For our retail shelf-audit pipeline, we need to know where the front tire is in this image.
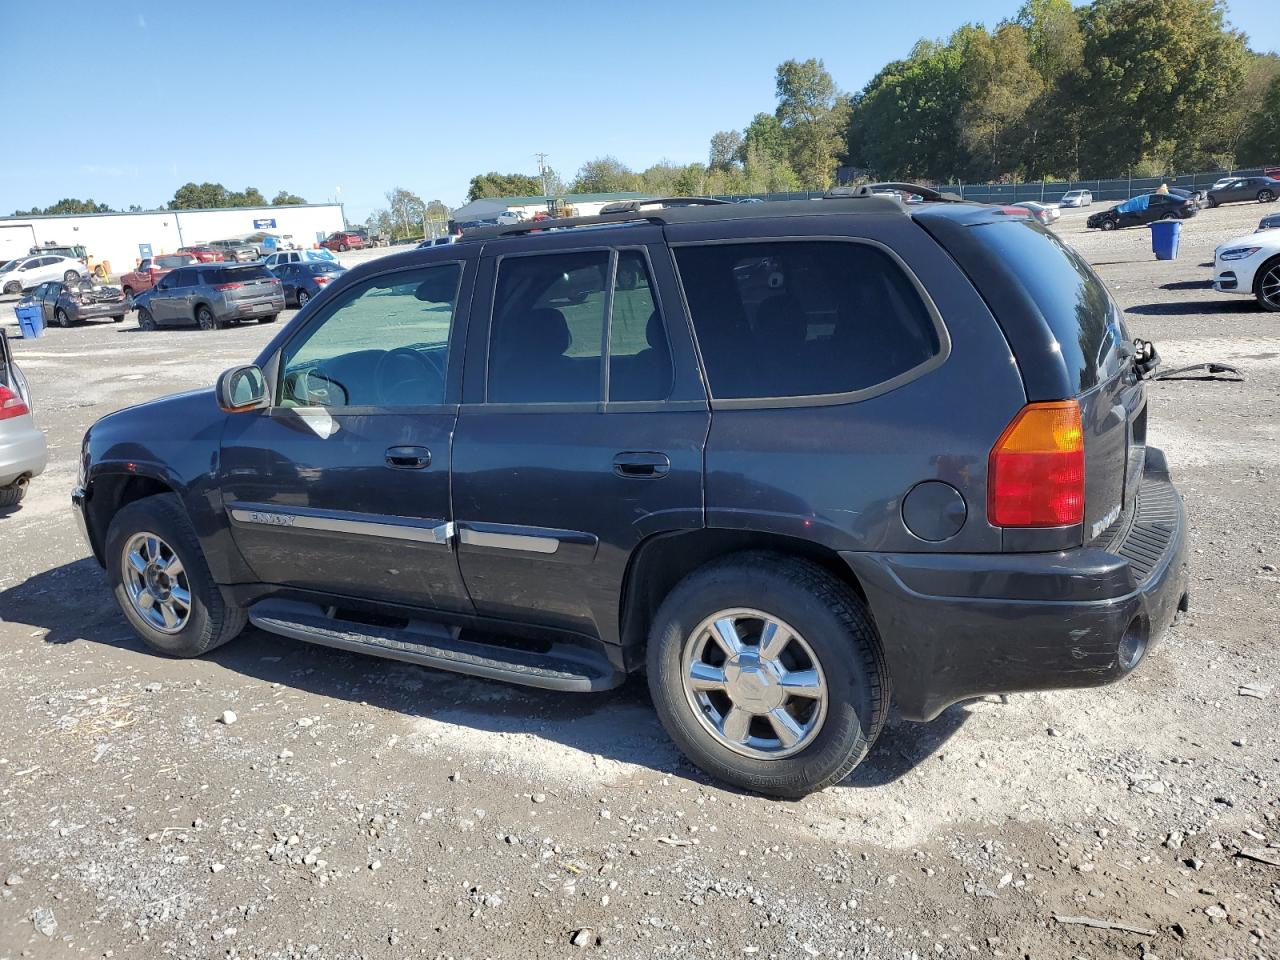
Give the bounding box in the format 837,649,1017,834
63,270,78,282
1100,218,1117,231
647,553,889,798
105,494,246,658
1254,256,1280,312
137,308,157,331
3,281,19,295
54,308,72,328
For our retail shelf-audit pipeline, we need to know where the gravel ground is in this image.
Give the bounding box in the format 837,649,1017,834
0,205,1277,960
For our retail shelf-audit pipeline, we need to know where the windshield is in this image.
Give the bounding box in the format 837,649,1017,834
305,262,343,274
156,255,190,268
0,261,16,273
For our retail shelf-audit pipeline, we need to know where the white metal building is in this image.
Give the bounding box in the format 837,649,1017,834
0,204,346,275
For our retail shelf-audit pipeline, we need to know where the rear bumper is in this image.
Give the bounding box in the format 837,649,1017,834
843,447,1189,721
72,301,129,320
0,425,48,488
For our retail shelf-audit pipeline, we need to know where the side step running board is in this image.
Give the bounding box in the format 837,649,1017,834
248,599,624,693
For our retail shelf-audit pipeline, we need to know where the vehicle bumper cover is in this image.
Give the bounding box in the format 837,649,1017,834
0,427,48,487
72,302,128,320
71,485,96,558
841,448,1189,721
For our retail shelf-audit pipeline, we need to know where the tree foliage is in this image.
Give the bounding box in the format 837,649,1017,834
12,197,114,216
774,59,848,188
271,190,307,205
467,172,545,201
846,0,1255,182
571,156,641,193
168,182,296,209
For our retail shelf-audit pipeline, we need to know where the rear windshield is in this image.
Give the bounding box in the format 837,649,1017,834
204,265,272,284
304,262,342,274
156,255,191,268
970,221,1128,390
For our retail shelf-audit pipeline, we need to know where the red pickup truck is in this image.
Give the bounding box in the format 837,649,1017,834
119,254,198,297
177,245,223,263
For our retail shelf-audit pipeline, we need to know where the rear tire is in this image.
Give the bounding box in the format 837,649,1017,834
63,270,78,282
105,494,247,658
1259,189,1275,203
1207,196,1218,208
54,308,72,328
112,315,125,323
296,289,310,307
122,286,134,299
647,552,889,799
137,308,156,331
196,306,218,331
0,479,28,509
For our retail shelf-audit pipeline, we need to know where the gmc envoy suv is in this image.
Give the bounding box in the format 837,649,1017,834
73,189,1188,797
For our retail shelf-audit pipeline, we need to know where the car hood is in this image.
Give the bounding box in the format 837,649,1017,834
85,387,227,474
1215,229,1280,256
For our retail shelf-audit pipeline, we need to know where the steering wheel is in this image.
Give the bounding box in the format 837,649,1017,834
375,347,445,406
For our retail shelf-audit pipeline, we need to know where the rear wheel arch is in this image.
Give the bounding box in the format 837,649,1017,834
618,528,871,666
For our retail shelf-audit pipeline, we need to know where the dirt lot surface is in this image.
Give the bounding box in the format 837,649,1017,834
0,207,1277,960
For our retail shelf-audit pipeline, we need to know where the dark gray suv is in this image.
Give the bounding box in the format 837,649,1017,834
134,263,285,330
73,191,1188,797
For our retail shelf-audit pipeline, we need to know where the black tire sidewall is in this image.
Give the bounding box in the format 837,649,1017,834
104,495,230,658
138,308,155,331
55,309,70,328
197,307,216,330
647,558,884,798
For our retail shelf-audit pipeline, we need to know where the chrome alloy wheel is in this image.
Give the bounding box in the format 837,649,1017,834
1260,264,1280,310
681,609,828,759
122,532,191,634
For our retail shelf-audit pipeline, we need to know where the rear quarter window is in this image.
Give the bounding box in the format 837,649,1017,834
969,222,1127,390
673,240,942,401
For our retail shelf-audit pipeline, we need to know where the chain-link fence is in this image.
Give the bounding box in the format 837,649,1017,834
712,166,1277,205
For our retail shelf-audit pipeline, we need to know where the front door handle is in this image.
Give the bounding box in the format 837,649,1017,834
613,451,670,479
385,445,431,469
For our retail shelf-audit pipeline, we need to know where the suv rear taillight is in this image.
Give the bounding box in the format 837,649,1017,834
213,282,243,291
0,384,30,421
988,400,1084,527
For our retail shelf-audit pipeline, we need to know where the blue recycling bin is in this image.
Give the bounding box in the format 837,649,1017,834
1149,219,1183,261
15,303,44,339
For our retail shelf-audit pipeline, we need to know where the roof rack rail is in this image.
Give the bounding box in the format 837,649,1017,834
459,210,662,241
598,196,731,214
824,182,965,203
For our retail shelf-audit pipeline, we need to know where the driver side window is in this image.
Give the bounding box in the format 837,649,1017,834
278,263,462,409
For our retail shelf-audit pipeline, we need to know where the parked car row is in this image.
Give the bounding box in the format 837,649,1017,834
0,254,89,293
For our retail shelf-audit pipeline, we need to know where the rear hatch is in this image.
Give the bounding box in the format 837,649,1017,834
915,207,1145,546
209,264,282,310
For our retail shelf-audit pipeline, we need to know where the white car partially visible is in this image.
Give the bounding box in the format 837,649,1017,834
0,254,87,294
1213,228,1280,311
0,330,46,508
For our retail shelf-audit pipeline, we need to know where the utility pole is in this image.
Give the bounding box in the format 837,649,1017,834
535,153,550,199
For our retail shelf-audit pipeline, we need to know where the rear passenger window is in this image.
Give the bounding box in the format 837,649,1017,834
488,251,609,403
674,241,940,400
609,251,671,402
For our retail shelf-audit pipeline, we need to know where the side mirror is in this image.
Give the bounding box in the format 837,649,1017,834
216,364,268,413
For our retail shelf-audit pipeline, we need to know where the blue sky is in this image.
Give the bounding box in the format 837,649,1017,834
1,1,1275,222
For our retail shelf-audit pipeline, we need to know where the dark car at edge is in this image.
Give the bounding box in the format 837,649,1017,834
72,192,1189,798
1087,191,1198,230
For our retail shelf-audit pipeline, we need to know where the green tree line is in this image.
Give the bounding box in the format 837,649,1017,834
468,0,1277,200
13,185,310,217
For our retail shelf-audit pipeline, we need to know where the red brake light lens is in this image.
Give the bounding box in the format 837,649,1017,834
988,400,1084,527
213,282,243,291
313,276,331,285
0,385,30,421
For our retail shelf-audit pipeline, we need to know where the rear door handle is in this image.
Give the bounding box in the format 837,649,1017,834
613,452,670,478
385,445,431,469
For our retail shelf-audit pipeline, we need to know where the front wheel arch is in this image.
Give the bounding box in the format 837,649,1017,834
1253,254,1280,312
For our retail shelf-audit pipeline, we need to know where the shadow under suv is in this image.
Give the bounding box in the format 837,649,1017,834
73,190,1188,797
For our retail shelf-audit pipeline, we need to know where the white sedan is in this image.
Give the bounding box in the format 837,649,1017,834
0,254,87,294
1213,228,1280,311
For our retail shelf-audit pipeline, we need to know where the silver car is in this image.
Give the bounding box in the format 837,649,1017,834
0,329,47,507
